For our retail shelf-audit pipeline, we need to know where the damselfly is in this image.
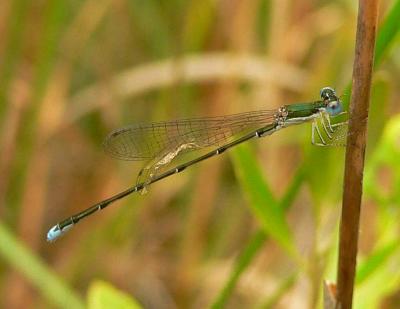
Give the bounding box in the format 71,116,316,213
47,87,347,242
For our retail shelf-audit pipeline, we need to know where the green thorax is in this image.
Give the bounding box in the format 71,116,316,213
285,101,325,119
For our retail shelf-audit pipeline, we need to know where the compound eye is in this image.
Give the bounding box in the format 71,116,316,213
329,101,338,109
320,87,336,100
326,100,343,116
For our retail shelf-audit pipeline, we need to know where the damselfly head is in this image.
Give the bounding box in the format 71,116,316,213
320,87,343,116
320,87,336,100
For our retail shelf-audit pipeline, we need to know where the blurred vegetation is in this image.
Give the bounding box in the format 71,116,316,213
0,0,399,308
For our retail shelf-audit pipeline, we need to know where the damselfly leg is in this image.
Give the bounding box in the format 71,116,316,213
312,112,348,146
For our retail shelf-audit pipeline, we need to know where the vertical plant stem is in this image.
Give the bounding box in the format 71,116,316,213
336,1,379,308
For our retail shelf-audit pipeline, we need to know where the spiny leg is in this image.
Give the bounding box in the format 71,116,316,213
323,112,334,133
319,112,333,139
312,119,327,146
331,121,349,129
312,121,348,147
325,110,349,144
327,111,348,132
136,165,155,194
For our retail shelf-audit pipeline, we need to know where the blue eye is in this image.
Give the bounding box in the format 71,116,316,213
326,101,343,116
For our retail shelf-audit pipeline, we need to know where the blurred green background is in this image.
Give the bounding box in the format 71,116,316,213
0,0,399,308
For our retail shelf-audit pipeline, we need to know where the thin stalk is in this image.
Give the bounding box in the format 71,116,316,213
336,1,379,308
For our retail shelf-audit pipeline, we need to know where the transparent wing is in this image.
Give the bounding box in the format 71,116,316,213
103,110,277,161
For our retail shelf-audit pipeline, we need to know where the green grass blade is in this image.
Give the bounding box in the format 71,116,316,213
88,280,142,309
210,230,267,309
354,248,400,308
182,0,216,52
0,0,30,122
256,273,297,309
0,222,85,309
279,166,305,211
374,0,400,66
6,0,69,211
126,0,172,57
210,165,305,308
230,144,297,258
340,0,400,108
356,240,400,285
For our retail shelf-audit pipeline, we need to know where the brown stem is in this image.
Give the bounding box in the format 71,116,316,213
336,0,379,308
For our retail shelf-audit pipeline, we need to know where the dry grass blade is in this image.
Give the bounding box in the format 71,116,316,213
65,53,309,128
